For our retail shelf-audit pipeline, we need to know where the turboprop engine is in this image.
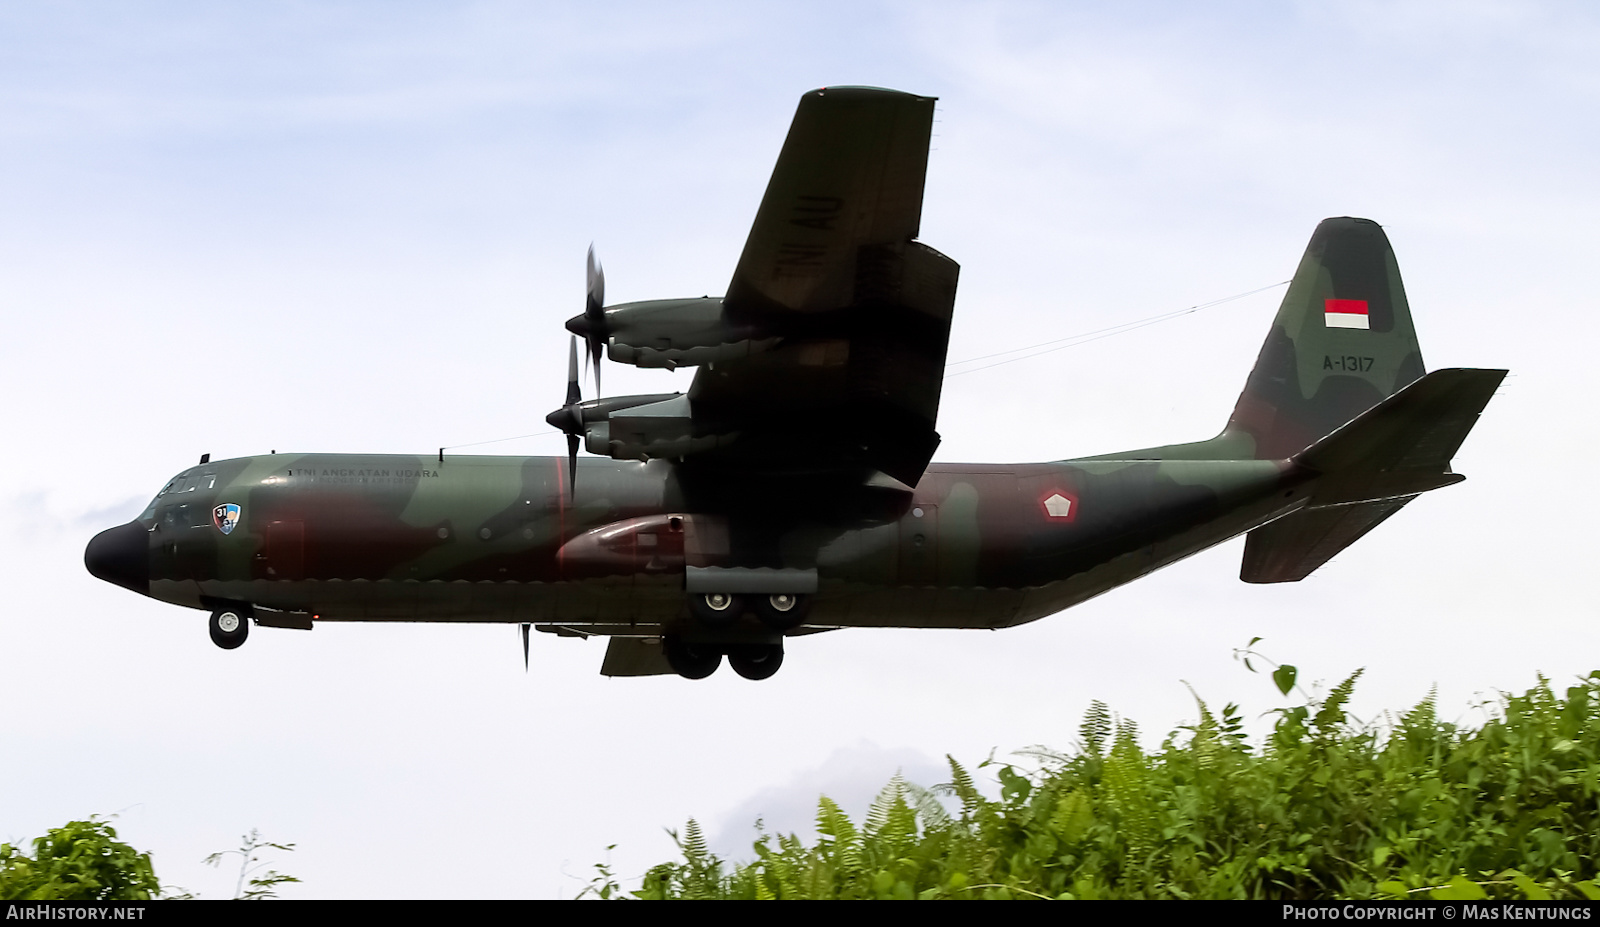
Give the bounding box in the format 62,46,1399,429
569,296,781,371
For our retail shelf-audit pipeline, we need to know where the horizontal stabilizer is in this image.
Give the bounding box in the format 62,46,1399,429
1241,499,1412,583
1241,366,1505,583
1297,367,1506,506
599,637,675,677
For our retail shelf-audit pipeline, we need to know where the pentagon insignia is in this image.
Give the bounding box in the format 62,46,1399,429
1040,491,1078,521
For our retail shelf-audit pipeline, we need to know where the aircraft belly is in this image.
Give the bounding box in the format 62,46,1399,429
804,459,1295,629
810,583,1027,629
1005,493,1306,626
194,575,690,625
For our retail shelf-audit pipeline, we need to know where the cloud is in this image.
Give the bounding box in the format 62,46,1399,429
705,740,955,861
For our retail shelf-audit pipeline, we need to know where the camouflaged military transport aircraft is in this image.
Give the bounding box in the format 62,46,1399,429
85,87,1505,680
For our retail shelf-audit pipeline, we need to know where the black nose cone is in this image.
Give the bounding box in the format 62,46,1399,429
85,521,150,596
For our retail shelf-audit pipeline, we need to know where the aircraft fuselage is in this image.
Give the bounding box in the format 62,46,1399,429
89,451,1302,635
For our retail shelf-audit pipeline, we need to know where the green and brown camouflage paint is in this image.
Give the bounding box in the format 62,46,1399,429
86,218,1502,651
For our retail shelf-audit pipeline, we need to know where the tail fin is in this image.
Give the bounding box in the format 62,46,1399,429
1090,216,1506,582
1222,216,1427,460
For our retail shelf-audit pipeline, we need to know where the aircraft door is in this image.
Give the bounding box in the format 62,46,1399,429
260,520,305,581
899,502,939,585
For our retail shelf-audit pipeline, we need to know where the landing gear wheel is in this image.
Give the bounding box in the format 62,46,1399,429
663,636,722,679
688,592,744,627
209,606,250,650
728,642,784,681
753,593,810,631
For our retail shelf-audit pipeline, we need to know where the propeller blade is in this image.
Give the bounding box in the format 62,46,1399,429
566,432,579,499
566,335,581,407
521,623,530,672
586,244,605,317
584,245,606,396
544,337,587,498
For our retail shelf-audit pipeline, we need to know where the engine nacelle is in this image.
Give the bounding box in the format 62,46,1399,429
582,395,738,462
602,297,780,369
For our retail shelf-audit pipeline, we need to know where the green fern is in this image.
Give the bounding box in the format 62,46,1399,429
1081,700,1112,756
864,773,906,837
942,755,983,821
815,796,863,877
626,670,1600,900
1313,669,1365,737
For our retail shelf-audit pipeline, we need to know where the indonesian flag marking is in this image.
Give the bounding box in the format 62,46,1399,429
1324,298,1370,330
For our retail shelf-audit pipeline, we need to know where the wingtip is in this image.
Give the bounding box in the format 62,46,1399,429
805,85,934,103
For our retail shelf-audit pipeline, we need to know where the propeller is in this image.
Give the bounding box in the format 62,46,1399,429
521,622,531,672
564,244,607,396
544,336,585,497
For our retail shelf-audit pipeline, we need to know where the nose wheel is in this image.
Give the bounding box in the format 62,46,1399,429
209,606,251,650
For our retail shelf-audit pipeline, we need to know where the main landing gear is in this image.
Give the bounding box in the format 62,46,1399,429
663,637,784,681
208,604,251,650
666,591,809,680
686,593,811,631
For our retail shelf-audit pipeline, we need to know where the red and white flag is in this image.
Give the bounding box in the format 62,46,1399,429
1324,298,1370,330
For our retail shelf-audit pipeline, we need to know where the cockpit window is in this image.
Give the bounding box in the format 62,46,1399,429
140,472,193,523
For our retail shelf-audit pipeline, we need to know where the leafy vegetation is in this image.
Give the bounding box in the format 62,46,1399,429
203,829,300,900
0,818,159,900
0,822,296,900
618,650,1600,900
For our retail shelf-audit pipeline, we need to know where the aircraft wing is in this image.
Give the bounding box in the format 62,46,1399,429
686,87,958,486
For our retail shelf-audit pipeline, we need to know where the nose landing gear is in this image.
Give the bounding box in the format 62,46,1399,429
208,605,251,650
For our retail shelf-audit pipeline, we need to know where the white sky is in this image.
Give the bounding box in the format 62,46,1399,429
2,1,1596,899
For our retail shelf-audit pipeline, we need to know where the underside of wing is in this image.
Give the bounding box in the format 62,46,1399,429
689,87,956,485
725,86,938,315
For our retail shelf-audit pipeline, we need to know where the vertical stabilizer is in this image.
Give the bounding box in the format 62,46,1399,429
1224,217,1427,460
